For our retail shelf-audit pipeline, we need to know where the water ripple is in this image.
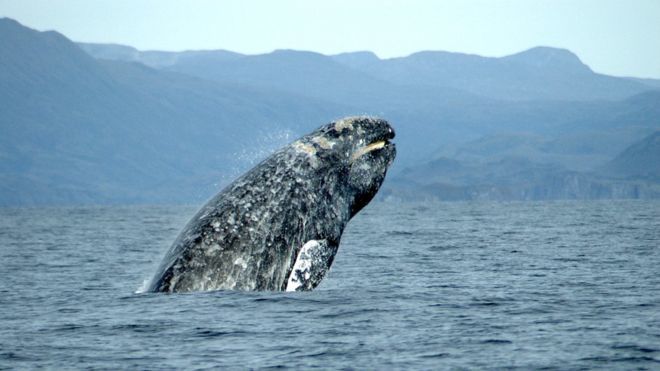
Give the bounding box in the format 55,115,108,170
0,201,658,369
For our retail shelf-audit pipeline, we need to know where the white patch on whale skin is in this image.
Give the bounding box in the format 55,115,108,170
286,240,321,292
292,140,320,168
205,243,222,256
334,118,355,132
233,257,248,269
293,141,317,155
312,136,335,150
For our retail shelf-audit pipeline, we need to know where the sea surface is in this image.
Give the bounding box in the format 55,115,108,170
1,200,659,369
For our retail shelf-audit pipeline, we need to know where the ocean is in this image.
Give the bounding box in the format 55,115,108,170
1,200,659,369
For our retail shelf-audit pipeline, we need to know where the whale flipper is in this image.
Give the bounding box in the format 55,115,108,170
286,239,338,291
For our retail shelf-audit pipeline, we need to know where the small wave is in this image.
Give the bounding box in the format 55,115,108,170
428,244,461,250
192,326,254,338
480,339,512,344
611,344,659,353
419,352,449,359
318,308,382,319
195,329,233,338
109,323,163,333
581,355,660,364
56,308,81,314
1,351,32,361
54,323,86,331
251,295,326,305
386,230,414,236
472,301,500,307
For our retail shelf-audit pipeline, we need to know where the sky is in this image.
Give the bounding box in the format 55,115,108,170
1,0,659,78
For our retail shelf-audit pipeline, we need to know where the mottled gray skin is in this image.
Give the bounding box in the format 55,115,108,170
147,116,396,293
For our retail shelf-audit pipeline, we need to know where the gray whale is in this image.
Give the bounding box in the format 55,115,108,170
147,116,396,292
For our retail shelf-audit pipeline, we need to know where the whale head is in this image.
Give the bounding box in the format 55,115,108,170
291,116,396,217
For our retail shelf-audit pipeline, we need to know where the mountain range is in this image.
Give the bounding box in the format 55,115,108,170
1,17,659,205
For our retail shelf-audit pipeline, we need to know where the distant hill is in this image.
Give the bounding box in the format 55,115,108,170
78,40,660,166
0,18,351,205
2,17,660,205
77,42,243,69
81,43,656,103
430,126,660,172
331,51,380,70
601,131,660,180
166,49,406,109
332,46,652,101
626,77,660,90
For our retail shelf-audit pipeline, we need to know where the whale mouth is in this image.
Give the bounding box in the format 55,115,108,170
351,128,395,162
351,140,389,161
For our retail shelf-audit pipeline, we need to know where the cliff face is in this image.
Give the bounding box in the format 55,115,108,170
383,174,660,202
384,130,660,202
602,131,660,181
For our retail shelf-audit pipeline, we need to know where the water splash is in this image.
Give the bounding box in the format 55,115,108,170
134,278,151,294
231,128,296,174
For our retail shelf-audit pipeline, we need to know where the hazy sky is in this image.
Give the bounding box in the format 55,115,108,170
1,0,659,78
